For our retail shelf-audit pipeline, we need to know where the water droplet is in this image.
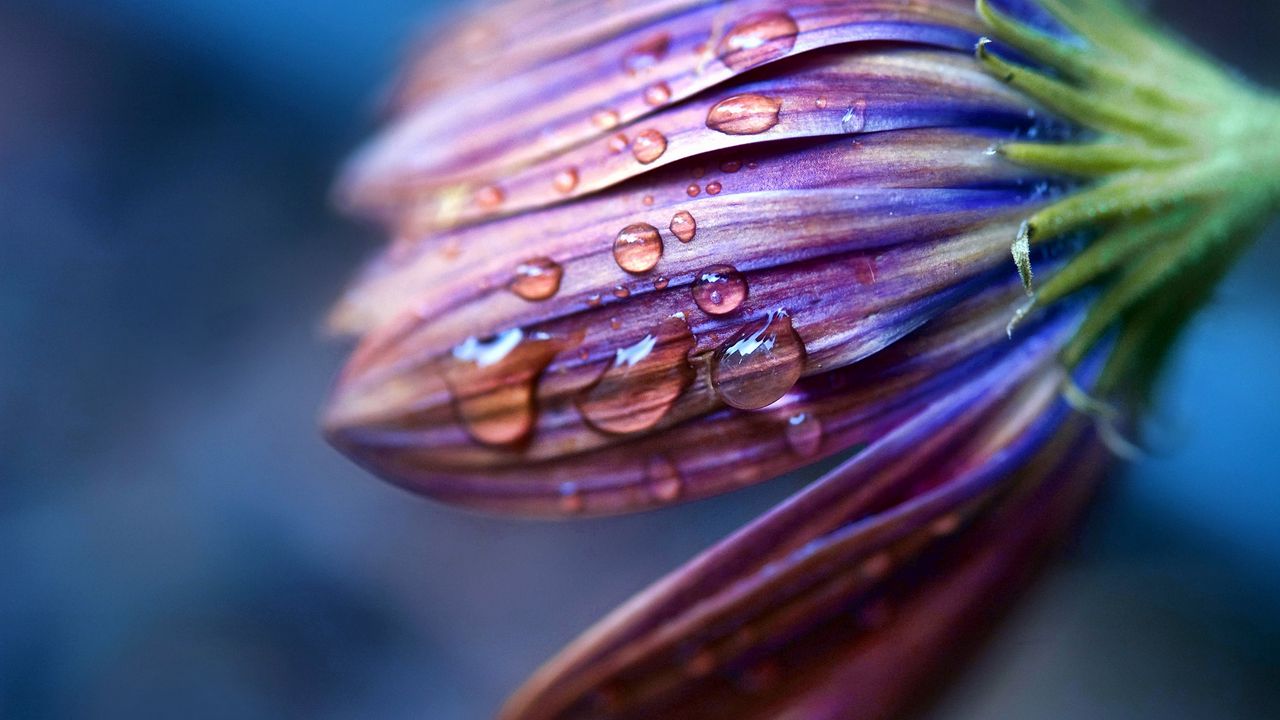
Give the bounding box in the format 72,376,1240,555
475,184,504,209
692,264,747,315
670,210,697,242
558,481,585,513
645,455,683,502
607,132,629,154
613,285,631,299
577,314,696,434
553,167,579,194
613,223,663,273
705,93,782,135
586,294,603,307
622,32,671,75
509,257,563,300
592,109,621,130
716,11,799,71
719,160,742,173
642,194,655,206
785,412,822,457
816,96,828,109
686,183,700,197
705,180,722,195
444,329,562,445
653,276,669,290
692,165,706,179
710,310,805,410
643,81,672,106
841,99,868,133
609,317,622,331
631,129,667,164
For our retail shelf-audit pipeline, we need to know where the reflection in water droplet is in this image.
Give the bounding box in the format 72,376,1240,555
577,315,696,434
653,276,669,290
558,481,585,514
692,264,747,315
607,133,629,154
509,257,563,300
632,129,667,164
706,180,722,195
623,32,671,75
841,99,868,133
644,81,672,106
785,412,822,457
670,210,697,242
592,109,621,130
553,167,579,194
710,310,806,410
716,11,799,71
613,223,663,273
475,184,504,209
444,329,562,444
586,294,603,307
705,94,782,135
645,455,683,502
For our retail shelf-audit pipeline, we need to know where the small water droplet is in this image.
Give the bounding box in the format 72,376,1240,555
705,180,722,195
645,455,683,502
607,132,629,154
710,310,806,410
558,481,585,513
444,329,562,445
692,264,747,315
553,167,579,194
841,99,868,132
785,412,822,457
692,165,706,179
592,108,621,130
653,276,669,290
609,317,622,331
613,223,663,273
622,32,671,75
706,93,782,135
669,211,696,243
631,129,667,164
719,160,742,173
475,184,504,209
644,81,672,106
716,11,799,71
642,194,655,206
686,183,700,197
577,314,696,434
816,96,828,109
586,294,603,307
613,285,631,299
509,257,563,300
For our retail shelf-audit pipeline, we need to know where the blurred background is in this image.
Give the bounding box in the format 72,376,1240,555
2,0,1278,718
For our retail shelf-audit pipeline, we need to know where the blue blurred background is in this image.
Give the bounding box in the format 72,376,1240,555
1,1,1277,718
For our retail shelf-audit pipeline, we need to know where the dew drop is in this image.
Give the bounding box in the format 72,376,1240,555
653,276,669,290
610,317,622,331
553,167,579,194
607,133,630,154
691,264,747,315
509,257,563,300
670,210,696,242
613,223,663,273
613,285,631,299
592,108,621,130
622,32,671,75
705,93,782,135
816,96,828,109
719,160,742,173
841,99,868,133
716,11,799,71
475,184,504,209
558,481,585,514
685,183,700,197
705,180,722,195
785,412,823,457
645,455,684,502
642,194,655,206
631,129,667,164
586,294,603,307
444,329,562,445
644,81,672,106
576,314,696,434
710,309,806,410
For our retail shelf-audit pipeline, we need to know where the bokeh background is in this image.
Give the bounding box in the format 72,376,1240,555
2,1,1278,718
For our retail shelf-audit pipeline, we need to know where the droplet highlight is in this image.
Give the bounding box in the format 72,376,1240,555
444,329,562,445
577,314,696,434
691,264,747,315
509,257,563,301
613,223,663,273
705,94,782,135
710,310,806,410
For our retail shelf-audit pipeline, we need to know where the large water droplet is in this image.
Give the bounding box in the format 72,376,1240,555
509,257,563,300
715,11,799,72
691,264,747,315
710,310,806,410
613,223,663,273
622,32,671,75
444,329,562,445
631,129,667,164
645,455,684,502
576,314,695,434
705,94,781,135
785,412,822,457
670,210,697,242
